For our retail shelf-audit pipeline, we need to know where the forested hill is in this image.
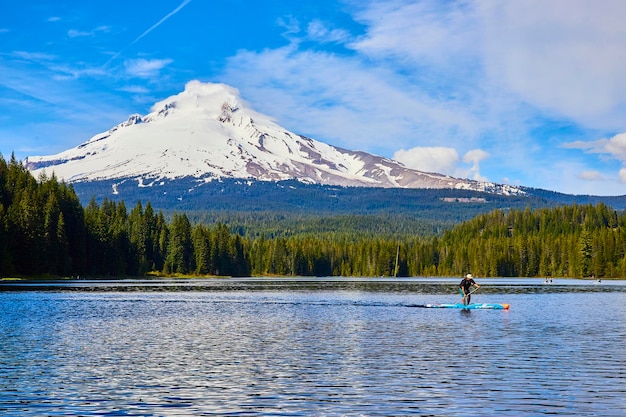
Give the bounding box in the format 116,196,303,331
69,177,626,238
70,176,626,214
2,154,626,278
430,204,626,278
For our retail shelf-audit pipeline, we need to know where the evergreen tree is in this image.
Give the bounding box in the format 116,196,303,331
164,213,193,274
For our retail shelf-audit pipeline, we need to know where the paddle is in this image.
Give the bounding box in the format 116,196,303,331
460,286,480,305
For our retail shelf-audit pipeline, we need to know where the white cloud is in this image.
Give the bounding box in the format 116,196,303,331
124,58,173,78
391,146,493,181
12,51,56,62
481,0,626,129
393,146,459,175
350,0,476,67
578,170,603,181
277,15,301,37
223,45,481,153
564,133,626,163
462,149,490,181
350,0,626,131
306,20,350,44
0,62,132,158
117,85,150,94
604,134,626,162
68,29,91,38
67,26,111,38
463,148,489,164
562,130,626,193
9,51,107,80
50,65,107,80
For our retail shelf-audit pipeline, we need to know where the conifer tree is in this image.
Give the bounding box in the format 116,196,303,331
164,213,193,274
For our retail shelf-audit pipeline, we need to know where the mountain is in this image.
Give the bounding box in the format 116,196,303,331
25,81,522,195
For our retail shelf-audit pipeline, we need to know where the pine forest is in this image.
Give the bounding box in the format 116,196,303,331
1,155,626,279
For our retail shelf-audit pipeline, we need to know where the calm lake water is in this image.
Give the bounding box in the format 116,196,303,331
1,278,625,416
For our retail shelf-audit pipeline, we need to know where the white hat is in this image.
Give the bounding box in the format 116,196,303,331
465,273,473,278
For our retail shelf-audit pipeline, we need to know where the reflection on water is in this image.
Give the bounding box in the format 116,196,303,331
0,278,625,416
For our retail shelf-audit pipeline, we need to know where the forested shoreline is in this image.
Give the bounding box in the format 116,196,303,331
2,155,626,278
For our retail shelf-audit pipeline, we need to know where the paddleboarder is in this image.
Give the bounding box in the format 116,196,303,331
460,273,480,305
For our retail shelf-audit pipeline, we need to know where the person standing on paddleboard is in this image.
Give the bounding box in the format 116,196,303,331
460,274,480,305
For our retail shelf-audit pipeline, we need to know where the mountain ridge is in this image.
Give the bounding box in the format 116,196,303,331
25,81,523,196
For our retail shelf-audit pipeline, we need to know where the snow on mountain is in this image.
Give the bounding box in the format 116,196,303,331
25,81,523,195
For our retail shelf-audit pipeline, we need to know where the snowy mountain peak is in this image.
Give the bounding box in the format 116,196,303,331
147,81,245,121
25,81,524,195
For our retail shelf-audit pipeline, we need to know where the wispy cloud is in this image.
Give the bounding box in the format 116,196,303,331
68,26,111,38
560,133,626,187
11,51,57,62
0,62,131,156
67,29,91,38
50,65,108,80
306,20,350,44
350,0,476,67
223,45,481,155
105,0,193,66
277,15,301,37
124,58,173,78
564,133,626,163
0,62,124,117
117,85,150,94
9,49,107,81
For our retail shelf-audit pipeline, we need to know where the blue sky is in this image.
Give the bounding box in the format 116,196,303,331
2,0,626,195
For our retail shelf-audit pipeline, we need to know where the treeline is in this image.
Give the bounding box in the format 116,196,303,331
2,154,626,278
246,203,626,278
0,155,85,276
184,210,451,239
83,200,249,277
0,156,248,277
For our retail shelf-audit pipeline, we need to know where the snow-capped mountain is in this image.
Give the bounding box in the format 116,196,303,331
25,81,522,195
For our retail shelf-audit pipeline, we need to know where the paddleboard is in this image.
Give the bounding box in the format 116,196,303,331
410,303,510,310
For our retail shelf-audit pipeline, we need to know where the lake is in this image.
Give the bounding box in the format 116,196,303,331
0,277,625,416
